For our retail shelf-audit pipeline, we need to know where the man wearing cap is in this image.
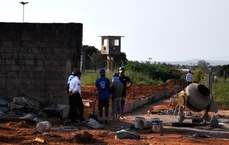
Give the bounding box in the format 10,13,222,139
110,72,123,120
68,70,85,123
66,66,77,93
95,68,111,122
119,67,132,119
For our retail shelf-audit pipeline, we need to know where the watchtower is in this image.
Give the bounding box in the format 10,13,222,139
100,36,124,71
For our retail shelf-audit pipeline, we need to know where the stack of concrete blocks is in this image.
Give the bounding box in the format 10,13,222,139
0,22,82,104
123,90,170,114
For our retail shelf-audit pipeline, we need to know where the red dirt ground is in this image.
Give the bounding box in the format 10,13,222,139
0,80,228,145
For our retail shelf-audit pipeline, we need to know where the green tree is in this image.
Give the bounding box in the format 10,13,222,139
193,67,205,84
91,51,107,69
197,60,210,68
82,45,128,71
82,45,99,70
124,61,183,82
193,60,210,84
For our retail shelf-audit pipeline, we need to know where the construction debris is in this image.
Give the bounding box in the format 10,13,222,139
8,97,40,114
36,121,51,133
115,129,140,139
33,137,45,143
87,118,104,129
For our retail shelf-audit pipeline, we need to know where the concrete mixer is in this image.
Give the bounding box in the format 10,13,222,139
173,83,218,124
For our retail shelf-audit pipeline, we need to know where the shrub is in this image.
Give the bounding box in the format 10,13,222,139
213,78,229,109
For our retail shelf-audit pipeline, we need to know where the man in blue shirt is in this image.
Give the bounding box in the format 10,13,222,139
95,68,110,122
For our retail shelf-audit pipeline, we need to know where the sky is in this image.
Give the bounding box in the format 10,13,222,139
1,0,229,62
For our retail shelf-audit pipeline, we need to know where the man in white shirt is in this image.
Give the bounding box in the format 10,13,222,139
68,71,85,123
186,71,193,85
66,67,77,93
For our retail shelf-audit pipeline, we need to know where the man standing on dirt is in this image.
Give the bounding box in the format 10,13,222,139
110,72,123,120
186,70,193,85
95,68,111,123
119,66,132,119
68,70,85,123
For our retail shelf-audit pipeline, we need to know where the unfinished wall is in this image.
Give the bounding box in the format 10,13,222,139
0,22,82,104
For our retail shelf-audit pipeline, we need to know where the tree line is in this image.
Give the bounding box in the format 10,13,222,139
81,45,229,83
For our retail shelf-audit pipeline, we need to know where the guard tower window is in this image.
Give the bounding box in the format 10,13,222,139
103,39,108,46
114,39,119,46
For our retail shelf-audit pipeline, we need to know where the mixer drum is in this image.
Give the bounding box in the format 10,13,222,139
185,83,211,112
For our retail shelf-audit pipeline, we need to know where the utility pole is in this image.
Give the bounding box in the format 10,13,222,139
19,1,29,22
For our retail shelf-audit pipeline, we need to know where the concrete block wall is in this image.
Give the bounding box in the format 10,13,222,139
94,87,184,120
0,22,82,104
123,90,170,114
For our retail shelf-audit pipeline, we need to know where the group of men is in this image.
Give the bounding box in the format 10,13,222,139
67,66,132,123
95,67,132,122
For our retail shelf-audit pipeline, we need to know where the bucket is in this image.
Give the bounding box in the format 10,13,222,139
151,119,163,133
144,120,152,128
135,117,152,129
134,117,145,129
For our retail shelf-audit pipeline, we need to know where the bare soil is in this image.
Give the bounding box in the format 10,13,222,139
0,80,228,145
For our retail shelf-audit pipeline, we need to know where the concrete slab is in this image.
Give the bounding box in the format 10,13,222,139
122,99,229,138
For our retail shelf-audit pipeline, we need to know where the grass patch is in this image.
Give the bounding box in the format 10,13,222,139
125,70,162,85
81,71,114,86
82,70,162,86
212,78,229,109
